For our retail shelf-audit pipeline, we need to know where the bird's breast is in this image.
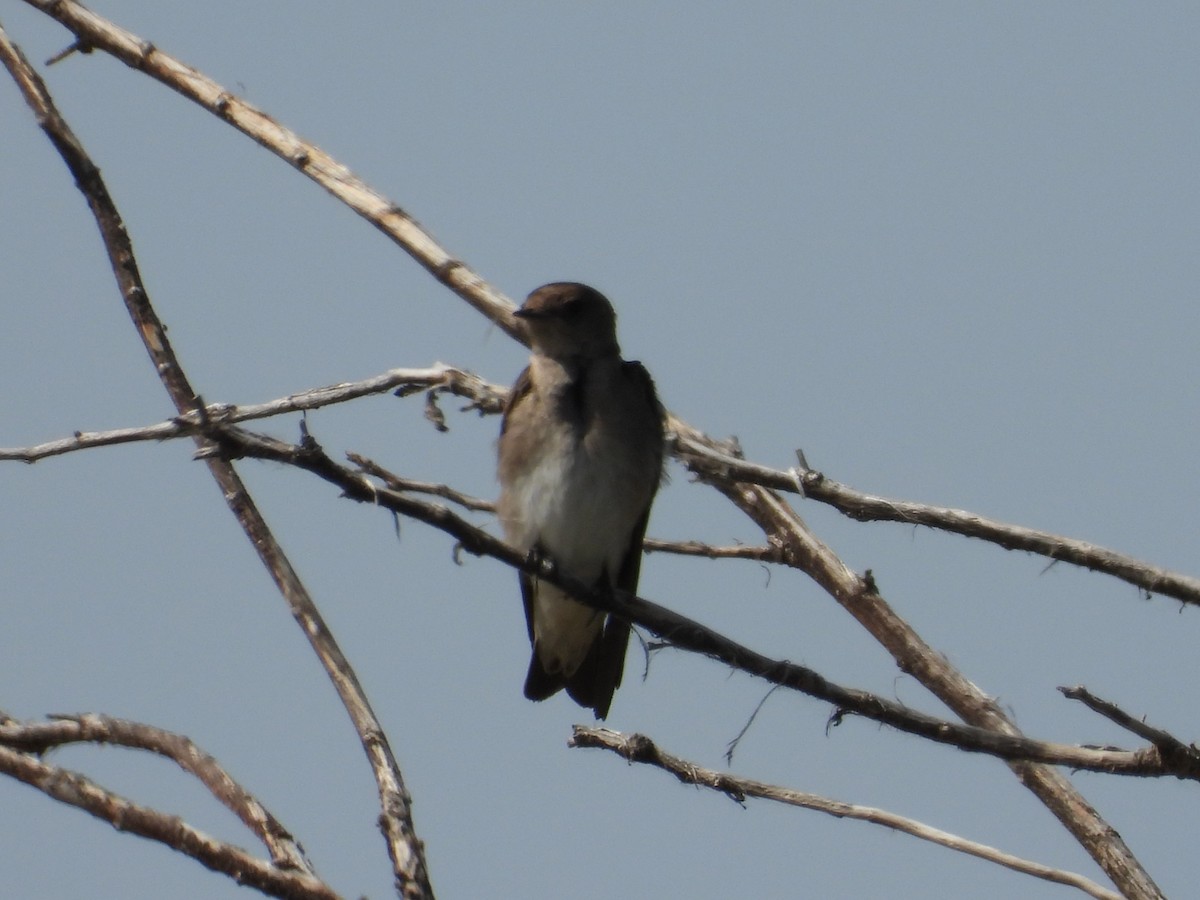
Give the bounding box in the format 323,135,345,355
498,356,661,582
504,424,646,581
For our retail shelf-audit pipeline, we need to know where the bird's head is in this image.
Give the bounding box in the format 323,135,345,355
514,282,620,360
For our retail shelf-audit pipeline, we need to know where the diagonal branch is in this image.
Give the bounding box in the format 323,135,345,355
0,28,433,900
22,0,519,335
0,743,340,900
571,726,1121,900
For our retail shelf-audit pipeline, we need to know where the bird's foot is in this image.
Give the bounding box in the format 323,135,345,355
525,546,558,579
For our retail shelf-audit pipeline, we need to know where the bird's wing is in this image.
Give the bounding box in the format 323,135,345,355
499,364,533,436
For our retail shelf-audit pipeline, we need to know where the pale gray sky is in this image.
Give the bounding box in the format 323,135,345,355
3,3,1198,898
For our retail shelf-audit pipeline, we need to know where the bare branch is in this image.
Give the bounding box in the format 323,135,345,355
349,453,496,513
0,743,340,900
674,431,1200,609
0,365,503,463
21,0,520,336
642,538,783,561
0,713,313,873
0,30,433,898
687,451,1163,898
1060,687,1200,774
571,727,1121,900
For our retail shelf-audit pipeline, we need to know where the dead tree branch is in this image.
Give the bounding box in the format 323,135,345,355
0,713,317,878
1060,687,1200,777
0,742,339,900
571,726,1121,900
673,433,1200,609
21,0,519,335
687,457,1162,897
0,364,503,463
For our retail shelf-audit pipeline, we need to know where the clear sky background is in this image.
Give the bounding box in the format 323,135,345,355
3,3,1198,898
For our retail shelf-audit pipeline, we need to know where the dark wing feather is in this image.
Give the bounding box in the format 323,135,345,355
521,568,565,702
567,363,663,718
499,365,533,437
623,359,667,458
590,504,654,715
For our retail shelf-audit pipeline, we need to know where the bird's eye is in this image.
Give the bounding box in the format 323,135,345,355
561,299,583,318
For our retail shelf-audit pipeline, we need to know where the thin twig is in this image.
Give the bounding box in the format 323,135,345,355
674,432,1200,609
642,538,782,561
0,365,503,463
1060,686,1200,772
349,453,496,512
570,727,1121,900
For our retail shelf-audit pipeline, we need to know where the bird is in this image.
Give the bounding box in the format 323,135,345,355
497,282,665,719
